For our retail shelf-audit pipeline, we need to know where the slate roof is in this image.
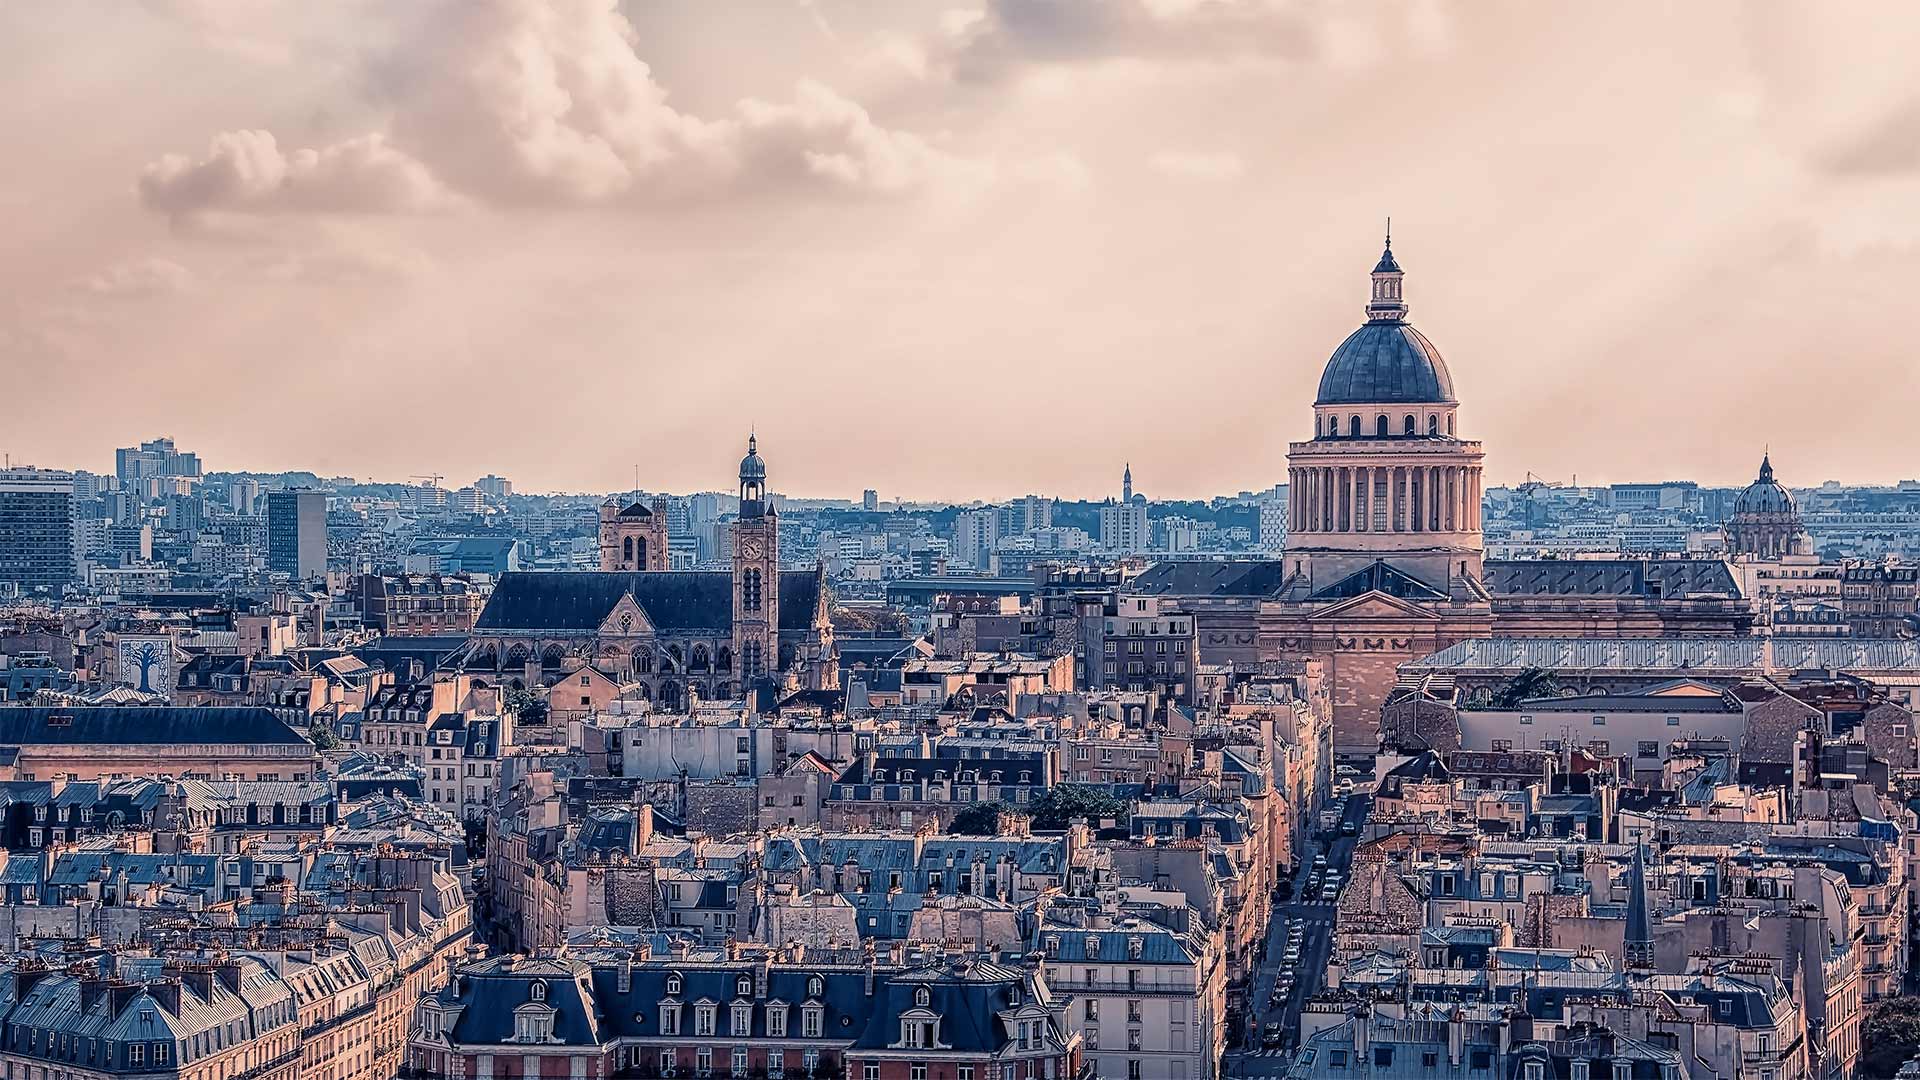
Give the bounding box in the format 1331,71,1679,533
1130,560,1289,598
1485,559,1741,599
1503,693,1737,713
0,708,311,747
473,571,820,633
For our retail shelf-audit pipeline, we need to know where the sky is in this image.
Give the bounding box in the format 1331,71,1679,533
4,1,1920,502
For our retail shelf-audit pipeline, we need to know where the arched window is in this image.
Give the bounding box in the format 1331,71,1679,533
915,987,931,1007
1404,415,1416,435
744,641,763,680
716,646,733,674
1447,414,1456,435
1428,414,1439,435
635,537,647,566
666,975,682,996
623,536,634,562
633,646,653,674
690,644,711,673
1349,415,1361,437
1376,415,1388,437
743,568,762,612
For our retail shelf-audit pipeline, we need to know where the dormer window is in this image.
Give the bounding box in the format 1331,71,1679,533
1044,936,1059,958
807,976,824,999
531,981,546,1001
916,987,931,1008
1127,937,1143,960
738,976,754,997
666,974,683,996
1086,935,1101,957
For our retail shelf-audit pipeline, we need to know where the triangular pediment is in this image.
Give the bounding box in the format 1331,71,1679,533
1308,590,1443,621
599,594,656,637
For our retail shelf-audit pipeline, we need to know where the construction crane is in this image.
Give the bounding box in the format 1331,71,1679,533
411,473,445,488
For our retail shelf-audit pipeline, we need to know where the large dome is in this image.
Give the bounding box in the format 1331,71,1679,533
1316,321,1456,406
1734,454,1795,516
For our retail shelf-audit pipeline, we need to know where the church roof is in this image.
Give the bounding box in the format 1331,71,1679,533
1733,453,1797,516
616,502,654,519
473,571,820,634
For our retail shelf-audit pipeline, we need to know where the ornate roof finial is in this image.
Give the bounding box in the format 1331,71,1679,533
1368,221,1406,321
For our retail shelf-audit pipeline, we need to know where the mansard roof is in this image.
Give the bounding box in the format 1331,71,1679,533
1485,559,1741,600
1130,559,1289,598
473,570,822,634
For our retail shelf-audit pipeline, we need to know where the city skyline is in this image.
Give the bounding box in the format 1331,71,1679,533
6,3,1920,499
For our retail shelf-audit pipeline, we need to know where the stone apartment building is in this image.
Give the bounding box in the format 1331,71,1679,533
1038,902,1226,1080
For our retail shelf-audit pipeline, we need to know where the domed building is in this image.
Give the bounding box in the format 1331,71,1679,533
1725,453,1810,558
1261,237,1493,750
1283,236,1488,592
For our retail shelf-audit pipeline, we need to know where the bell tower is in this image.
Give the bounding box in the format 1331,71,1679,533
731,434,779,691
599,497,669,571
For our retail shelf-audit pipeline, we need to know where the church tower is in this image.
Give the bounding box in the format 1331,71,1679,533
731,434,780,692
599,496,669,571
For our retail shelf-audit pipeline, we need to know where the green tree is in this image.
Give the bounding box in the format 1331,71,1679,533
306,718,341,751
1862,997,1920,1079
505,687,549,725
1491,667,1564,708
951,802,1012,835
1030,783,1128,830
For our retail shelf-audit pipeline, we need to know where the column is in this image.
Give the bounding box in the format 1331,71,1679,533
1356,469,1369,532
1429,466,1441,532
1392,468,1403,532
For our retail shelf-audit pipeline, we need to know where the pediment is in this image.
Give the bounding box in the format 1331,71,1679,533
599,594,655,637
1309,590,1443,621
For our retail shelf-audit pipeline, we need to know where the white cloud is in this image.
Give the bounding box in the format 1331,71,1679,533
74,256,198,298
138,130,451,219
138,0,991,215
1150,150,1245,182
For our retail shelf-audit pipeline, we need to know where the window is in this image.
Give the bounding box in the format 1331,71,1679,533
1519,714,1533,725
769,1006,788,1038
734,1048,750,1077
667,974,683,995
1085,999,1098,1021
733,1004,753,1035
913,1068,928,1080
1375,1048,1394,1068
802,1006,824,1038
661,1006,683,1035
1637,741,1661,758
961,1070,974,1080
1127,1000,1141,1022
1330,1051,1348,1069
1592,715,1606,726
807,976,825,998
771,1052,787,1078
866,1068,880,1080
698,1048,714,1076
130,1044,145,1066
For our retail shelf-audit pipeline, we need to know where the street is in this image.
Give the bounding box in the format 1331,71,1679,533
1224,790,1371,1077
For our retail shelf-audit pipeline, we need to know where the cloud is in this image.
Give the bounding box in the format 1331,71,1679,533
74,256,198,298
250,244,434,285
138,0,989,215
138,131,451,219
1150,150,1245,181
931,0,1322,82
1817,99,1920,177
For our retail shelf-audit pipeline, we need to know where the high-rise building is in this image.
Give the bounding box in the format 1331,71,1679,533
266,489,327,578
0,468,76,595
862,489,879,512
953,508,1000,569
473,474,514,499
114,436,202,487
1098,500,1148,553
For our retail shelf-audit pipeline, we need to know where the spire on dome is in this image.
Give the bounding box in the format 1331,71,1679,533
1758,450,1774,484
1367,221,1408,322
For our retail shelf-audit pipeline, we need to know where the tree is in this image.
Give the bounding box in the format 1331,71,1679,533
1491,666,1563,709
306,718,341,751
951,802,1013,835
1862,997,1920,1079
1030,783,1128,830
126,641,166,693
505,687,549,725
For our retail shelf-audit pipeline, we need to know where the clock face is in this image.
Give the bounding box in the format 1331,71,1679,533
740,540,763,560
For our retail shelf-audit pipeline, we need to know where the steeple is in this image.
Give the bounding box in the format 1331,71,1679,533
1757,450,1774,484
1123,463,1133,503
1367,219,1408,323
1624,842,1654,971
738,432,768,517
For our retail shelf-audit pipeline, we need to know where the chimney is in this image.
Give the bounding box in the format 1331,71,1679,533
616,954,633,994
148,979,183,1017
